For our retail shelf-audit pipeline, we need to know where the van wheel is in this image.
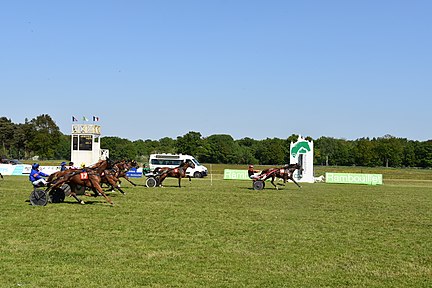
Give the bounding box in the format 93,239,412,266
193,172,202,178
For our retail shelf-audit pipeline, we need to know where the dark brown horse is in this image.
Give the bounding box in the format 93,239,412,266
46,159,115,205
155,159,195,188
260,163,303,189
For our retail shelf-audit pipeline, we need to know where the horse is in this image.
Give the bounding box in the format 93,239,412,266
99,160,135,194
155,159,195,188
46,159,115,205
260,163,303,189
114,159,139,187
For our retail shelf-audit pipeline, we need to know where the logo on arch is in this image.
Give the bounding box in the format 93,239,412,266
291,141,311,158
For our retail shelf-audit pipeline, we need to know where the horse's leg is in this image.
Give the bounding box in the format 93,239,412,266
281,174,287,185
92,181,113,205
108,177,126,195
158,175,166,187
71,192,85,204
270,175,278,190
123,176,137,187
289,176,302,188
178,177,181,188
115,185,126,194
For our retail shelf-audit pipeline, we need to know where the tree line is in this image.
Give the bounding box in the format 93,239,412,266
1,115,432,168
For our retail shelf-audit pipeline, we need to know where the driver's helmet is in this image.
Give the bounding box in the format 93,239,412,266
32,163,40,170
60,161,67,166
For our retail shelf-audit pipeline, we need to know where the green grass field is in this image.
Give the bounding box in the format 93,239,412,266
0,166,431,287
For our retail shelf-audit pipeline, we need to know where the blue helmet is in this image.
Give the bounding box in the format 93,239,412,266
61,162,67,166
32,163,40,169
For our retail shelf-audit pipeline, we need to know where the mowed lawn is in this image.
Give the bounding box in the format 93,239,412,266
0,166,431,287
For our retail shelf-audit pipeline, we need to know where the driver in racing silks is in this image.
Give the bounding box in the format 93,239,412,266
248,164,261,180
29,163,49,187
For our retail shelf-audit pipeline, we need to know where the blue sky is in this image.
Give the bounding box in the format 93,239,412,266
1,0,431,141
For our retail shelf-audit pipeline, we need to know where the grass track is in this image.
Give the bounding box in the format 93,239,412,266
0,167,431,287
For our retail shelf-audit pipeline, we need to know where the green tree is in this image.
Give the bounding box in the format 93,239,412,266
353,138,377,166
55,134,71,160
0,117,15,157
205,134,238,163
236,137,259,164
374,135,404,167
255,138,285,165
315,137,354,166
176,131,204,157
159,137,176,153
416,141,432,168
28,114,61,159
101,137,136,160
315,137,338,166
11,121,34,159
402,140,417,167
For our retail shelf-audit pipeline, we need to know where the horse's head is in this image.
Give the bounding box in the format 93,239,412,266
183,159,195,169
106,158,115,167
294,163,303,172
92,158,114,174
129,159,138,168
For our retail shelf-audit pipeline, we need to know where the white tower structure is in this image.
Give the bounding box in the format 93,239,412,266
290,135,314,183
71,124,109,167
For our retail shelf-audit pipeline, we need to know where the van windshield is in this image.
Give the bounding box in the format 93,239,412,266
191,158,201,166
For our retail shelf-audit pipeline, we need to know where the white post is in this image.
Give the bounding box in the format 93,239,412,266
210,164,213,186
290,135,314,183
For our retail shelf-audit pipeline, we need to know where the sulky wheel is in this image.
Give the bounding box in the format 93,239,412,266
146,177,158,188
30,189,48,206
60,184,72,196
253,180,265,191
49,188,66,203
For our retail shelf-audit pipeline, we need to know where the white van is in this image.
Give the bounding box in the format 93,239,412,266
149,154,208,178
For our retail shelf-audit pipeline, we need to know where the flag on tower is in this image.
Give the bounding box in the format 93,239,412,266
82,116,88,121
93,116,100,122
72,116,78,122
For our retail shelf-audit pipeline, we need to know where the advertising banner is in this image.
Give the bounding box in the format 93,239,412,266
325,173,383,185
126,167,143,178
0,164,61,176
223,169,249,180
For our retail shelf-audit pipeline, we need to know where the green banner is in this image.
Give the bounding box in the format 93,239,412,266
223,169,250,180
325,173,382,185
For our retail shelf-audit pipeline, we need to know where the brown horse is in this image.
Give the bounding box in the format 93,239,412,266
99,160,137,194
46,159,115,205
260,163,303,189
114,159,139,187
155,159,195,188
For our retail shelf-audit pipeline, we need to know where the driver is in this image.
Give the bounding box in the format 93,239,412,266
29,163,49,186
248,164,261,180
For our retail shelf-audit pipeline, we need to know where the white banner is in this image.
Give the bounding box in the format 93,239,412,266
0,164,60,176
